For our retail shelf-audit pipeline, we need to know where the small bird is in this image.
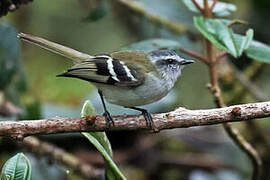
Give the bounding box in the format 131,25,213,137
18,33,194,129
58,50,194,129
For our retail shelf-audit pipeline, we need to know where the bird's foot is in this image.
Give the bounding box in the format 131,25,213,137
140,110,159,132
126,107,159,132
103,111,114,129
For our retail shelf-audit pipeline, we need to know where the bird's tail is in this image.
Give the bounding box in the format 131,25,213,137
17,33,93,63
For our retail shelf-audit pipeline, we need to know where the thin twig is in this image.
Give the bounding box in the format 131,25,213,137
210,0,218,11
216,51,227,61
179,47,208,64
223,123,262,180
191,0,204,14
0,101,269,139
228,61,269,102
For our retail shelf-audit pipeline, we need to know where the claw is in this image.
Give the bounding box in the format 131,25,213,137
126,107,159,132
103,111,114,129
142,110,153,128
140,110,158,132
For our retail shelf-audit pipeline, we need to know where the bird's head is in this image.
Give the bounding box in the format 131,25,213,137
148,50,194,81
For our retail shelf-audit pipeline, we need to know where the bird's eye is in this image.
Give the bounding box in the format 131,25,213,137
167,59,175,64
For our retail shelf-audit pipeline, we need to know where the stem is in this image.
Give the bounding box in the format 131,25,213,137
191,0,204,14
216,51,227,61
203,0,211,17
195,1,263,179
179,47,208,64
228,61,269,101
210,0,218,10
223,123,262,180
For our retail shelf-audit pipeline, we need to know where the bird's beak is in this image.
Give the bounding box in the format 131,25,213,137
180,59,195,65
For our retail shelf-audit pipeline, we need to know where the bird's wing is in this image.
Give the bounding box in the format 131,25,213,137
58,51,156,87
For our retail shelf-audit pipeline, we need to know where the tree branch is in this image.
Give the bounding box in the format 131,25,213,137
0,101,269,139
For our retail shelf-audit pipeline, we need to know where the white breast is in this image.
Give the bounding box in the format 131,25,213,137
94,72,175,107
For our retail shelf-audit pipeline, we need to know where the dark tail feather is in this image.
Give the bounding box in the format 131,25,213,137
56,72,69,77
56,71,98,83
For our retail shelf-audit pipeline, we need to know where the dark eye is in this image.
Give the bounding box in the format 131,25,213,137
167,59,175,64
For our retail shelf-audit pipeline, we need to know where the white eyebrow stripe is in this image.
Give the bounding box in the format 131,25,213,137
120,61,137,81
107,58,120,82
160,55,177,59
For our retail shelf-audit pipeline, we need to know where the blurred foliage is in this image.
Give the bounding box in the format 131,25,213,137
83,0,109,22
121,38,181,52
18,97,41,120
0,21,20,90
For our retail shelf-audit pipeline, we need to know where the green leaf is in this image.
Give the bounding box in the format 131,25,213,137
233,29,254,56
193,16,253,58
81,100,126,180
183,0,237,16
121,38,181,53
245,39,270,63
1,153,32,180
193,16,270,63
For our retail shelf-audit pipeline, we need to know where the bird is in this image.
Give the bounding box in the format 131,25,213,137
57,50,194,129
17,33,194,130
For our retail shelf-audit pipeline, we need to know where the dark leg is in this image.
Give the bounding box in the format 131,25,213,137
98,90,114,128
127,107,154,129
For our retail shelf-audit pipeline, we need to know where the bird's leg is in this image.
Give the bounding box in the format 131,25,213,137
127,107,156,131
98,90,114,128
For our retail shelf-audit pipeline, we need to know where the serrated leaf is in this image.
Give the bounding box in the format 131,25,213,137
121,38,181,53
193,16,253,58
0,153,32,180
183,0,236,17
81,100,126,180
